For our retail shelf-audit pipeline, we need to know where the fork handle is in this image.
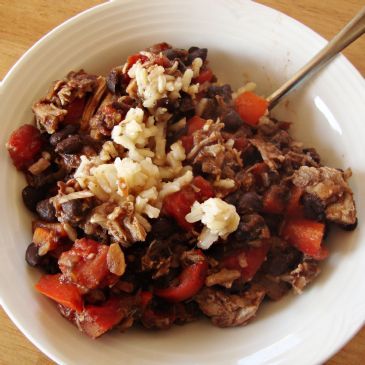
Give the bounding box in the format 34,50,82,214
267,6,365,110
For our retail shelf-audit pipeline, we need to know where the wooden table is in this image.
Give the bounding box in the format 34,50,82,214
0,1,364,364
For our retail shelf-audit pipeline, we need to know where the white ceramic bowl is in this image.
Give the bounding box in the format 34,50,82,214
1,1,365,364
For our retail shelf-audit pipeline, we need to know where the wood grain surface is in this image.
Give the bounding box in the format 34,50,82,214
0,1,364,364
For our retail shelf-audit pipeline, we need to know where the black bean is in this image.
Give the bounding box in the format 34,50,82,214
224,191,240,206
156,97,175,113
55,135,83,154
61,200,84,224
207,84,232,103
264,242,302,276
162,48,188,61
222,110,243,132
233,213,268,242
302,193,325,221
25,167,66,188
151,217,177,239
187,47,208,64
177,59,187,72
39,256,60,275
22,185,45,212
201,99,218,120
25,243,42,267
243,146,263,166
237,192,263,214
36,198,56,222
340,218,358,231
49,124,78,146
179,95,195,115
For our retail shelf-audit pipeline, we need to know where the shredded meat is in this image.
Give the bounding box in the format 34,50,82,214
32,100,67,134
190,121,243,180
194,285,265,327
255,275,290,301
205,268,241,288
81,76,107,130
141,239,180,279
50,70,98,106
279,258,320,294
88,202,148,246
292,166,356,225
249,138,285,171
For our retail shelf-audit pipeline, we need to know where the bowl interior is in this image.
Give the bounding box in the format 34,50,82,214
0,1,365,365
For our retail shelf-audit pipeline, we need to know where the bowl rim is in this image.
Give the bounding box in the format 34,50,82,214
1,1,365,365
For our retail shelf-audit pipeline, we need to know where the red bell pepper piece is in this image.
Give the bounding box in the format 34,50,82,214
235,91,268,126
181,135,194,153
163,177,213,230
35,274,83,312
155,250,208,302
153,55,171,68
187,116,206,135
125,53,149,71
262,185,287,214
163,186,196,230
223,244,270,282
180,116,207,153
139,291,153,309
80,298,126,339
281,218,327,259
194,68,213,84
192,176,214,201
59,238,116,289
6,124,42,170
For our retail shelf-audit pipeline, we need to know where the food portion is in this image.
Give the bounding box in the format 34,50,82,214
7,43,357,338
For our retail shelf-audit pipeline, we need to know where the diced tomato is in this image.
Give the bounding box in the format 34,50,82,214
262,185,287,214
6,124,42,170
59,238,116,289
80,298,126,338
64,97,85,123
187,116,206,135
148,42,171,53
125,53,149,71
163,177,214,230
234,91,268,126
180,116,207,153
181,135,194,153
281,218,327,259
139,291,153,309
163,186,196,230
35,274,83,312
192,176,214,201
286,186,304,216
223,243,270,281
155,250,208,302
153,55,171,68
194,68,213,84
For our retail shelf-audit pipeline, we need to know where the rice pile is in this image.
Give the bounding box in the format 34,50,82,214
54,51,239,247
